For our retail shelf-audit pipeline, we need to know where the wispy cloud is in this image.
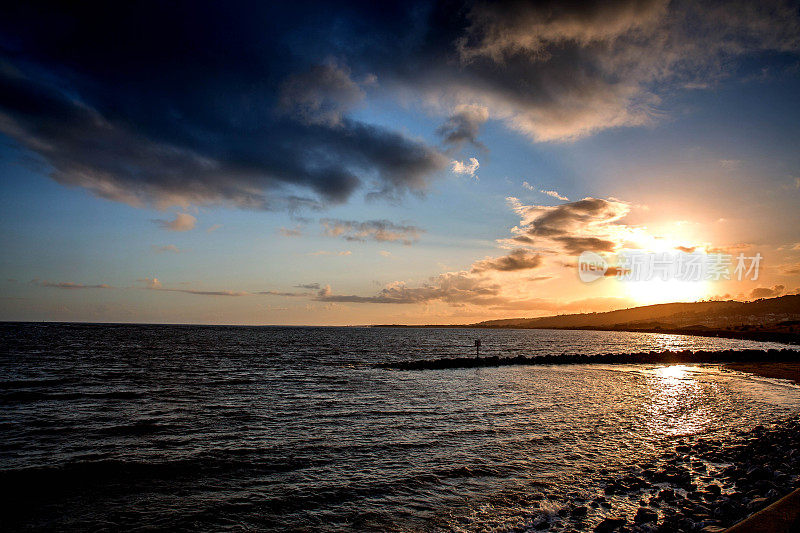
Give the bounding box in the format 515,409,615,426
750,285,786,299
308,250,352,256
279,226,303,237
31,279,112,289
781,262,800,275
258,290,310,297
152,244,182,253
315,247,544,306
153,213,196,232
521,182,569,201
450,158,480,179
320,219,423,245
138,277,246,296
540,190,569,201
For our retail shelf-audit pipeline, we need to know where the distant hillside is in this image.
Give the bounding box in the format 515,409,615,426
473,295,800,331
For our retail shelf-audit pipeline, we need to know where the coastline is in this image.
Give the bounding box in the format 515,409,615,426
372,324,800,346
534,415,800,532
543,326,800,346
381,347,800,531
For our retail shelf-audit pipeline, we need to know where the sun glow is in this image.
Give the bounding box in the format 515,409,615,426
644,365,712,436
623,278,709,306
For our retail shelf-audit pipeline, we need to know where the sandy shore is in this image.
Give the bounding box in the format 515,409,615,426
725,363,800,385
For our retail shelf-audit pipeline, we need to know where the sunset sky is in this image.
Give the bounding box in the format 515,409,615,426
1,0,800,325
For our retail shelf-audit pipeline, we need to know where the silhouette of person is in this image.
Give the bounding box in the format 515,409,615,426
475,338,481,357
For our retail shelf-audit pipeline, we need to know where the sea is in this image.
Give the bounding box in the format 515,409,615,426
2,323,799,531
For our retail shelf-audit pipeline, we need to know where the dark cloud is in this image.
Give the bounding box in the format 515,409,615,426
1,0,797,211
522,198,628,238
505,197,629,255
436,104,488,149
0,2,447,210
471,249,542,272
553,236,617,254
278,62,366,127
442,0,800,141
320,218,423,245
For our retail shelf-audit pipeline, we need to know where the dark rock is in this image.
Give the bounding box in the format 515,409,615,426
594,516,626,532
571,505,588,517
657,488,675,501
746,466,772,481
533,519,549,530
748,496,769,510
634,507,659,523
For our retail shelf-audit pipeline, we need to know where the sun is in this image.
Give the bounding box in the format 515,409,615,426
623,278,709,306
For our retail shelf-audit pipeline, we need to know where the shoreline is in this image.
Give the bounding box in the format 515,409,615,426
371,324,800,345
546,326,800,346
381,348,800,531
537,415,800,532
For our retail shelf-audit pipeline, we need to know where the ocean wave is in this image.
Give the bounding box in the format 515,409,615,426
0,390,143,403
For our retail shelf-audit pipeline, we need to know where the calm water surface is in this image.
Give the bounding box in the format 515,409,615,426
1,324,798,531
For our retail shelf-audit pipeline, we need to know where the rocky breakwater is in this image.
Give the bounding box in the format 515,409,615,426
380,348,800,371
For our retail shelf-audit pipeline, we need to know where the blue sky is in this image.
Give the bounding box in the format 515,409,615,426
1,1,799,324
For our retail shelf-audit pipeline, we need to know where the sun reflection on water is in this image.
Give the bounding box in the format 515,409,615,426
643,365,713,436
